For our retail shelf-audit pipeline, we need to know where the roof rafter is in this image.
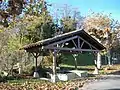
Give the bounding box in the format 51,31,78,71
44,47,99,52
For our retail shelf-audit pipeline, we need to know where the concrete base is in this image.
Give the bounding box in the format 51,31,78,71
69,70,88,78
51,74,59,83
97,65,101,69
46,70,88,82
97,61,101,69
57,72,76,81
57,70,88,81
33,72,39,78
93,67,99,74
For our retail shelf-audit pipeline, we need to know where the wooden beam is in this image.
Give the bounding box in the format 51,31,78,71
78,38,80,48
53,50,57,75
32,53,39,72
73,54,78,70
35,55,38,72
32,52,40,78
44,47,100,52
92,52,99,74
78,36,98,50
80,41,84,48
72,40,77,48
52,50,57,83
57,42,65,53
46,36,78,47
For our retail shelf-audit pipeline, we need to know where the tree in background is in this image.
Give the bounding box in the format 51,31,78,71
83,12,120,66
61,5,83,33
0,0,26,27
0,0,57,75
52,4,83,33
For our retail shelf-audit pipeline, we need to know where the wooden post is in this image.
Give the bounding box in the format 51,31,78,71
17,63,22,74
35,55,37,72
52,50,57,83
39,53,43,66
108,50,111,66
73,54,78,70
97,52,101,69
32,53,39,78
75,57,77,70
93,52,99,74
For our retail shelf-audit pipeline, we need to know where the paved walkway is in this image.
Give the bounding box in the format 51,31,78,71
81,75,120,90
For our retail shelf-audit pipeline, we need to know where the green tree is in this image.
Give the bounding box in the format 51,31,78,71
0,0,56,76
23,14,56,43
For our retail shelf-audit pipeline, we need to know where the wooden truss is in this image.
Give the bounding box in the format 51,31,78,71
42,35,100,82
43,35,99,53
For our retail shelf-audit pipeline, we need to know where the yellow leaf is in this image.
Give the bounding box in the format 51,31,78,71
0,30,3,32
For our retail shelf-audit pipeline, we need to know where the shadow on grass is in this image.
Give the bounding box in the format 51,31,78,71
59,66,96,77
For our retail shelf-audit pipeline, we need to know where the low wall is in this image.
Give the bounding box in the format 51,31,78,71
57,70,88,81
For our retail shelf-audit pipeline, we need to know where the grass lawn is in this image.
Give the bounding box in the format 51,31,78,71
60,64,120,74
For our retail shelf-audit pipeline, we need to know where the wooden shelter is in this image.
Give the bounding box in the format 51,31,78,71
21,29,105,82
